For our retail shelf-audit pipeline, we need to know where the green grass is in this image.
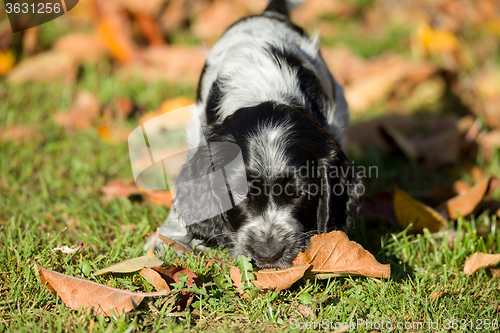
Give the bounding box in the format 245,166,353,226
1,68,499,332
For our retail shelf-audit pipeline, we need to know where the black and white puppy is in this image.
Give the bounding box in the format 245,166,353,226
150,0,363,269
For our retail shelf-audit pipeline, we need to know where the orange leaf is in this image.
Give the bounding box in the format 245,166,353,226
444,177,490,219
139,268,170,292
140,188,173,208
464,253,500,275
55,91,100,131
416,22,460,54
101,181,139,198
394,187,448,233
230,264,311,293
292,231,390,279
0,49,15,76
37,265,166,316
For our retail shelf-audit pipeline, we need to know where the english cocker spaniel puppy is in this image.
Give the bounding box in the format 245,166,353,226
148,0,363,269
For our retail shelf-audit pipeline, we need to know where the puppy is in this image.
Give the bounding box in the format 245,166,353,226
148,0,363,269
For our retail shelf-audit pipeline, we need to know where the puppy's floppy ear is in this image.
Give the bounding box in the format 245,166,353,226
316,147,363,233
174,138,246,247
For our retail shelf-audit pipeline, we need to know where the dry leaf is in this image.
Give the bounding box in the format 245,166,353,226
230,264,311,293
134,14,165,46
393,187,448,233
193,1,246,41
94,251,164,276
7,51,77,83
53,242,87,254
444,177,490,219
0,124,44,144
490,268,500,278
156,234,193,254
464,252,500,275
477,130,500,158
0,49,16,75
119,46,205,85
55,91,100,131
94,0,137,63
101,181,140,198
416,22,460,54
53,33,106,64
160,0,189,32
380,123,419,161
293,231,390,279
150,266,201,310
139,267,170,292
38,265,166,316
140,188,173,208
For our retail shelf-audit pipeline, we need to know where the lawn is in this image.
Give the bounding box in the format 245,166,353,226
1,0,500,332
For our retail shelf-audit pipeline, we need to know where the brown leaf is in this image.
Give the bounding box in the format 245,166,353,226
160,0,190,32
0,124,44,144
230,264,311,293
380,123,419,161
134,14,165,46
101,181,139,198
150,266,201,310
7,51,77,83
119,46,205,85
157,234,193,254
140,188,173,208
490,268,500,278
53,33,106,65
94,0,137,63
37,265,166,316
393,187,448,233
292,231,390,279
444,177,490,219
464,252,500,275
477,130,500,158
453,180,471,195
139,267,170,292
55,91,100,131
430,290,444,300
193,1,246,41
415,126,460,166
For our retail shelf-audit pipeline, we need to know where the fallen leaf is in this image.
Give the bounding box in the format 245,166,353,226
380,123,419,161
443,177,490,219
139,267,170,292
416,21,460,55
94,252,164,276
464,252,500,275
293,231,390,279
37,265,166,316
53,33,106,64
193,1,246,41
55,91,100,131
160,0,189,32
430,290,444,300
119,46,205,85
95,229,163,276
490,268,500,278
453,180,471,195
230,264,311,293
94,0,137,63
0,124,44,143
157,234,193,254
298,304,314,318
0,49,16,75
477,130,500,158
101,181,139,198
150,266,201,310
393,187,448,233
415,125,460,166
140,188,173,208
134,14,165,46
7,51,77,83
53,242,87,254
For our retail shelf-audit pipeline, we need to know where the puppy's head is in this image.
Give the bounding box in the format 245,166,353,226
176,102,362,269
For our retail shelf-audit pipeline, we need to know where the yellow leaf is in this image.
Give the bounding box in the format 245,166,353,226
394,187,448,233
0,50,16,75
416,22,459,54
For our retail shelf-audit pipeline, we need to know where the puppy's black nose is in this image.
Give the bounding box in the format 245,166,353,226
255,247,284,264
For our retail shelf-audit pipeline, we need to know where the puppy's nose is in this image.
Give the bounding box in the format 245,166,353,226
255,247,284,264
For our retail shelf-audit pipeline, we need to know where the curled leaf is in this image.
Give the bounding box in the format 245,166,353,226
464,253,500,275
